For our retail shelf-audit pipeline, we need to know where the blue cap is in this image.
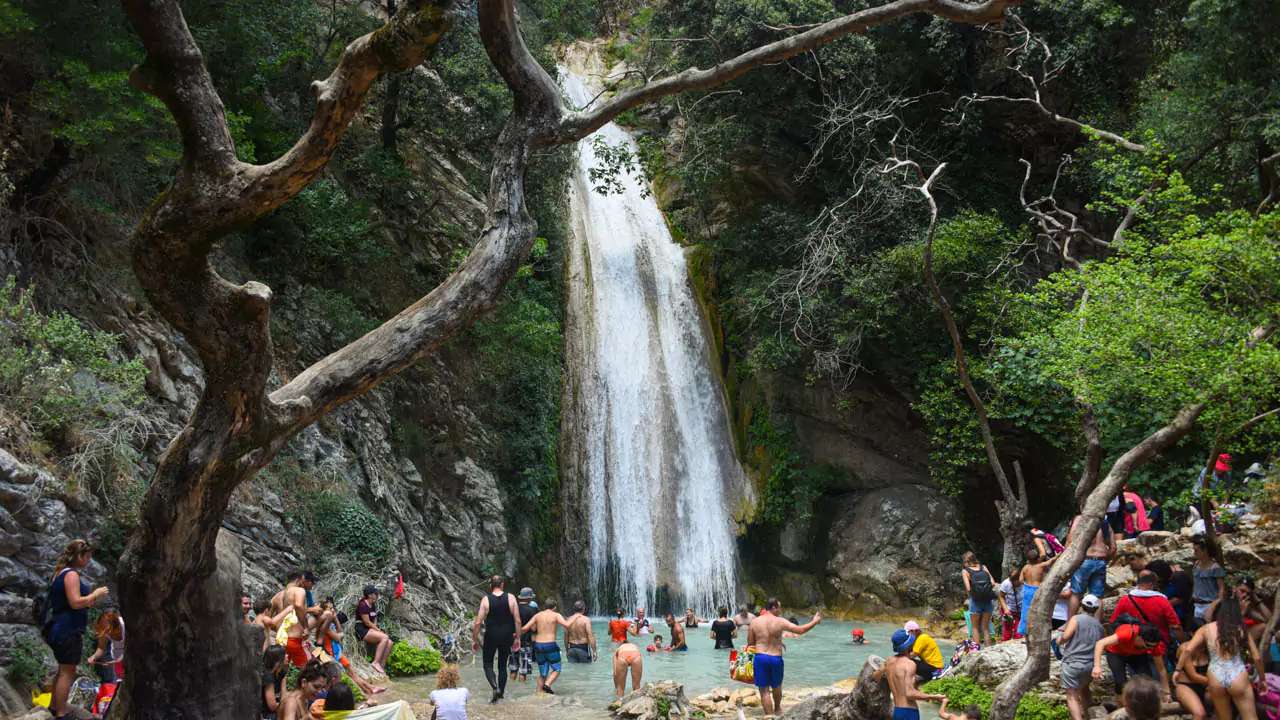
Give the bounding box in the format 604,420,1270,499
892,629,915,653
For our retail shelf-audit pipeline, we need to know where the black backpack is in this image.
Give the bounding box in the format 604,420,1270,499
35,569,68,641
967,567,996,603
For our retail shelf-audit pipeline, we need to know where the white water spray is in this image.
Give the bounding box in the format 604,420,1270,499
560,69,750,615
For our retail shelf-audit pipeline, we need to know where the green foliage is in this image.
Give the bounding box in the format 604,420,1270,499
341,674,366,705
4,634,46,692
0,276,146,430
385,641,442,676
748,406,829,526
261,458,391,571
923,676,1069,720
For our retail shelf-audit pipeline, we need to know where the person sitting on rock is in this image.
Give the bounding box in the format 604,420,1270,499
874,629,947,720
1056,594,1105,720
262,645,288,720
278,661,328,720
903,621,944,684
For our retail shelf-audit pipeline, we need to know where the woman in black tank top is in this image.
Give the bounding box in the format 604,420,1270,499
476,581,519,702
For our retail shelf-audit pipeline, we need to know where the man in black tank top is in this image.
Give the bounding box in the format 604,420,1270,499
472,576,521,703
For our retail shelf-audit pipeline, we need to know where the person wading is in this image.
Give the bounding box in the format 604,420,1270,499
508,587,537,685
472,576,521,704
710,606,737,649
521,599,572,694
565,601,597,663
664,613,688,651
746,598,822,715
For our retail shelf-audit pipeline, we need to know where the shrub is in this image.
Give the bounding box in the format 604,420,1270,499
0,276,146,431
4,634,46,692
922,676,1069,720
302,493,392,567
385,641,441,677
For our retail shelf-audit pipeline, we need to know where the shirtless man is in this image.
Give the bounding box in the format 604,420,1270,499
269,570,333,667
1017,548,1059,637
565,601,597,663
873,629,947,720
664,614,688,651
733,605,756,629
746,598,822,715
521,599,573,694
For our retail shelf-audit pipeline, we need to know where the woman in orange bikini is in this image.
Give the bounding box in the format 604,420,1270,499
612,642,643,697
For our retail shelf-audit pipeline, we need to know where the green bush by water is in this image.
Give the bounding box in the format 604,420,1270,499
923,676,1069,720
4,635,46,692
386,641,442,677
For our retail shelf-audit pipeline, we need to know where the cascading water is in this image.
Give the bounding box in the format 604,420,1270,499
560,68,752,616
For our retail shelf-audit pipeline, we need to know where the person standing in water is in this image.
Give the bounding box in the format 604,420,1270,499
471,576,521,704
683,608,708,628
710,606,738,649
733,605,756,628
521,599,573,694
747,598,822,715
508,588,537,686
566,601,597,663
664,613,689,651
874,629,947,720
634,607,652,635
608,609,636,642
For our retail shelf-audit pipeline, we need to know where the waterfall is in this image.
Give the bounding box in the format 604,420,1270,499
560,68,751,616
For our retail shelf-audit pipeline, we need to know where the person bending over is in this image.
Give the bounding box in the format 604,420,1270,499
613,643,643,698
1092,622,1163,708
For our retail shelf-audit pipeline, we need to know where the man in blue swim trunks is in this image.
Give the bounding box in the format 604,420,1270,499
521,598,572,694
875,629,948,720
746,598,822,715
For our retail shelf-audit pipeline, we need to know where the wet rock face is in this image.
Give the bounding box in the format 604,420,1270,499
825,485,965,611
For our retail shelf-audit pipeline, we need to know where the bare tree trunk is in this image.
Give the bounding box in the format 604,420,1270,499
917,162,1026,574
382,72,405,154
989,403,1208,720
1074,402,1103,505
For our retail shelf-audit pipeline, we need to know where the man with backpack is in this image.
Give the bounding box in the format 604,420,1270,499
1111,570,1180,689
1065,509,1116,620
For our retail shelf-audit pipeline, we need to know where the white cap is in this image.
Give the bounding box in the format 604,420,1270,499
1081,594,1101,611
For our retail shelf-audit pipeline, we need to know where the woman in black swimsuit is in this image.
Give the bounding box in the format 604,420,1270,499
1174,639,1210,720
683,609,707,628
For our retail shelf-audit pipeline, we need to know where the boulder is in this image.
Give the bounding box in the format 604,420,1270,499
826,486,964,610
610,682,693,719
779,656,889,720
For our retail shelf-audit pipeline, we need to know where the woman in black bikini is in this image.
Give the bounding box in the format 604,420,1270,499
683,608,707,628
1174,639,1210,720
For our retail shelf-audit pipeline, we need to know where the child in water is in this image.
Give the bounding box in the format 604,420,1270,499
647,635,666,653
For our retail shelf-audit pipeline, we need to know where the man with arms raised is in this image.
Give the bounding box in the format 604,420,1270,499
746,598,822,715
875,629,948,720
566,601,597,663
472,575,521,704
521,598,573,694
269,569,332,668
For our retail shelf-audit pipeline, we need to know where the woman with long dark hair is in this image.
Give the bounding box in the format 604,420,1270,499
46,539,109,720
1181,596,1263,720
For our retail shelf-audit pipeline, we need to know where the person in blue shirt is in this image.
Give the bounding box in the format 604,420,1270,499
45,540,109,720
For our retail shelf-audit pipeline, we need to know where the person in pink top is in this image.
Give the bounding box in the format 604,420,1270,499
1122,488,1150,539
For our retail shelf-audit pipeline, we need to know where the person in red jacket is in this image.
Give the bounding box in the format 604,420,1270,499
1111,570,1181,699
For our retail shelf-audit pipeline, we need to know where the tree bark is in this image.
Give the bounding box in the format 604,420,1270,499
108,0,1034,716
1074,402,1103,505
988,403,1208,720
